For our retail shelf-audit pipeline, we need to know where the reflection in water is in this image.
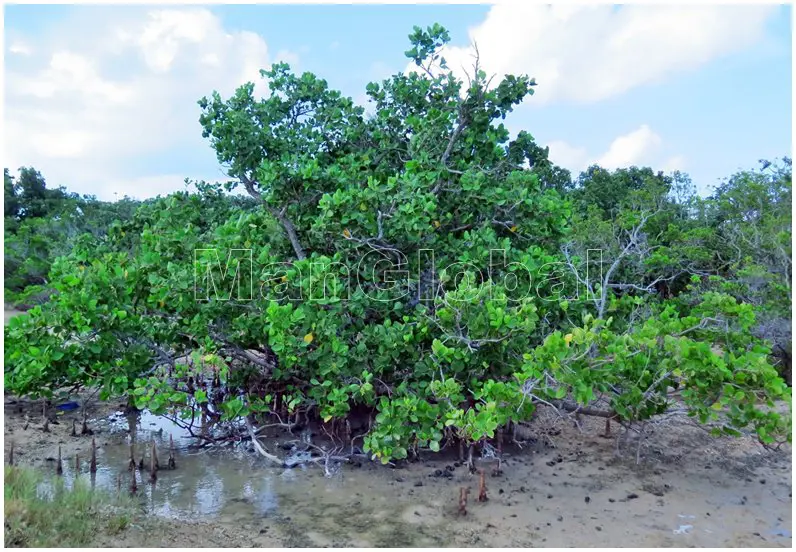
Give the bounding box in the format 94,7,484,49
74,410,310,522
41,410,450,547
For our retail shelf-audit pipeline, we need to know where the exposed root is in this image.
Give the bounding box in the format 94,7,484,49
168,434,176,470
478,468,488,502
491,458,503,477
458,487,470,516
150,441,158,482
90,438,97,473
81,409,91,435
602,417,612,438
245,417,288,466
41,402,49,433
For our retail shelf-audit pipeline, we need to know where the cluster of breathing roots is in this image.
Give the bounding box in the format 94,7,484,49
121,435,179,493
7,430,179,497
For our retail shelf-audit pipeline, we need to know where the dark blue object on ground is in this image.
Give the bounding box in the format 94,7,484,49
56,401,79,411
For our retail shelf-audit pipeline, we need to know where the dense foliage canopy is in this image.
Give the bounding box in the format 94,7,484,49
5,25,791,464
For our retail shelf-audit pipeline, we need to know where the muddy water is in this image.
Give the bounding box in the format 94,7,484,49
40,409,791,548
56,411,452,547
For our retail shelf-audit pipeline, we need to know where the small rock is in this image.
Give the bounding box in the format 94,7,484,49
585,496,591,504
414,481,423,487
759,479,766,484
608,498,615,503
595,526,602,532
547,494,553,499
627,493,639,500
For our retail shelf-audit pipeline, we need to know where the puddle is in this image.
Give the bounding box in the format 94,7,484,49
50,410,449,546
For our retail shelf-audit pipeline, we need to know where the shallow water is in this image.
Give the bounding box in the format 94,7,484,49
52,410,449,546
25,407,793,547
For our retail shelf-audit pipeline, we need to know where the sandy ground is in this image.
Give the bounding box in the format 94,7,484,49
3,392,791,548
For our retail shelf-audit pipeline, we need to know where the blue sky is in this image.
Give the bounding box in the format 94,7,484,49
4,4,792,200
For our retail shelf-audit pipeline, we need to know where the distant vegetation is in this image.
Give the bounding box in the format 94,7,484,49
4,167,140,307
4,24,791,465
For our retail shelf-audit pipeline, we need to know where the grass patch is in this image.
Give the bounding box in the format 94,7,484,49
4,465,136,547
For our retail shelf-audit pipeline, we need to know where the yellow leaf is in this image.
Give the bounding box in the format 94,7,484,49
281,275,288,283
303,333,314,344
564,333,573,346
510,225,518,233
124,270,128,278
158,300,164,308
343,229,351,238
323,415,332,423
433,220,440,228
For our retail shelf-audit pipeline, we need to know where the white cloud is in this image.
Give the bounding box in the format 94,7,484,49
547,125,686,174
595,124,662,169
407,5,776,104
546,140,589,173
8,41,32,55
5,8,289,199
661,155,688,174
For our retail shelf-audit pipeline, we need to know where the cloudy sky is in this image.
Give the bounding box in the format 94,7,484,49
4,4,792,200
